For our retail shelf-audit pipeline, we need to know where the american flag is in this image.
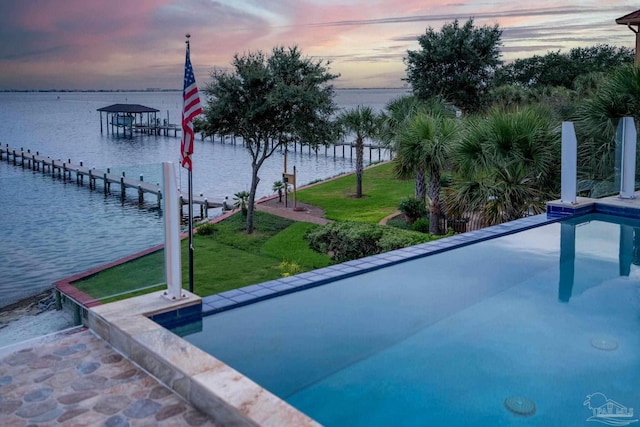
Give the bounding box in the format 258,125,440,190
180,45,202,171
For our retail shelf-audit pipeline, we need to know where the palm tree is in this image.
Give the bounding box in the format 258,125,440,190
272,180,286,203
448,106,560,225
573,65,640,196
233,190,250,216
395,114,458,234
337,105,381,198
382,96,454,210
380,95,426,149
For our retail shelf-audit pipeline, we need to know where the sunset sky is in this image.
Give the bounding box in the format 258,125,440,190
0,1,637,90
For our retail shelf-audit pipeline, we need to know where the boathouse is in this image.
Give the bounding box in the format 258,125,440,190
97,104,160,137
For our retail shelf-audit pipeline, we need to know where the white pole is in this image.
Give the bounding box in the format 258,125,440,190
561,122,577,204
620,117,637,199
163,161,183,299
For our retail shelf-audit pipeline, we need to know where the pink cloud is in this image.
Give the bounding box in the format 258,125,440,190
0,0,635,90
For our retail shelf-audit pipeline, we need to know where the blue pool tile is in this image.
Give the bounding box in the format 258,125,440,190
151,310,176,324
317,269,349,278
349,262,374,270
202,298,236,313
201,295,226,307
384,254,408,262
369,256,393,264
304,273,337,282
284,278,315,288
595,203,640,219
209,298,236,308
229,293,258,303
547,204,594,217
249,288,276,298
177,304,202,318
333,265,360,273
294,272,323,280
268,283,295,292
218,289,246,298
340,260,363,267
260,280,286,289
240,284,267,293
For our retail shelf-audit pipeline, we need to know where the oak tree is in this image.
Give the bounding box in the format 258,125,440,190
201,46,338,233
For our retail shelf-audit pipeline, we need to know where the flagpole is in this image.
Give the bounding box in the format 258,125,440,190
186,34,194,294
181,33,202,295
188,162,194,293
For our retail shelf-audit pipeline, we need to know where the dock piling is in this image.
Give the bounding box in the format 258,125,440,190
1,145,224,212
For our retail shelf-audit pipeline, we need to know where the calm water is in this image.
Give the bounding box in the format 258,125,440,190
0,89,406,307
178,214,640,426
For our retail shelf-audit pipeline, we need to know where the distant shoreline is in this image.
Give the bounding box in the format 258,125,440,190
0,87,408,93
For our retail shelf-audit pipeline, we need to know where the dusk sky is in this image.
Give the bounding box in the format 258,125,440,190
0,1,637,90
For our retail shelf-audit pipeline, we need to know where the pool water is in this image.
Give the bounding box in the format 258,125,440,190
175,214,640,426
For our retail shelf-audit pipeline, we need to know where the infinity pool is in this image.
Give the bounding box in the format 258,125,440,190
172,213,640,426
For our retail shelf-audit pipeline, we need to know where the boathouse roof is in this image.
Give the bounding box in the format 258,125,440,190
97,104,159,113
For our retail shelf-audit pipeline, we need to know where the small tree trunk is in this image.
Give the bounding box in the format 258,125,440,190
415,168,427,208
428,169,442,235
355,137,364,198
246,166,261,234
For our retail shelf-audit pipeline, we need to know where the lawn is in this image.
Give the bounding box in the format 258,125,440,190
72,162,416,302
73,211,331,301
296,161,413,223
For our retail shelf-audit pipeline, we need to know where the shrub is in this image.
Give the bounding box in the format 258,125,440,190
305,221,431,262
196,222,217,236
399,197,427,223
306,222,381,261
385,216,411,230
378,230,432,252
411,218,430,233
279,260,302,277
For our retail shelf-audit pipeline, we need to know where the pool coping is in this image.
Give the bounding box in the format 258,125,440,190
199,212,559,314
197,193,640,316
88,290,320,427
84,192,640,426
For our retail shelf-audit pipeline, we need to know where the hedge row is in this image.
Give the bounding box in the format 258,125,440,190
305,221,434,262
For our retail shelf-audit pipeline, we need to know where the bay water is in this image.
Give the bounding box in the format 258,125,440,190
0,89,406,308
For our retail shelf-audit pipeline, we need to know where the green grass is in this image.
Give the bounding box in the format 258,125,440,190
261,222,331,269
73,251,165,300
296,162,413,223
73,211,332,301
72,163,417,302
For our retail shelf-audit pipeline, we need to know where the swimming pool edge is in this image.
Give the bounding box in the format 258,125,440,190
87,290,320,427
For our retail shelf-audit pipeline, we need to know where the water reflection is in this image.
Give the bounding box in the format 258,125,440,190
558,216,640,302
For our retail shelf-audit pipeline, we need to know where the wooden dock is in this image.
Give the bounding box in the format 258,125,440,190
1,145,224,218
134,123,181,137
200,133,391,163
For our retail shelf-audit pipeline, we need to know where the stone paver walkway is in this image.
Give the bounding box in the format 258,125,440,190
0,327,218,426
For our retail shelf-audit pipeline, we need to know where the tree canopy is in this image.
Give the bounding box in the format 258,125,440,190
494,44,634,89
201,46,338,233
405,18,503,113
